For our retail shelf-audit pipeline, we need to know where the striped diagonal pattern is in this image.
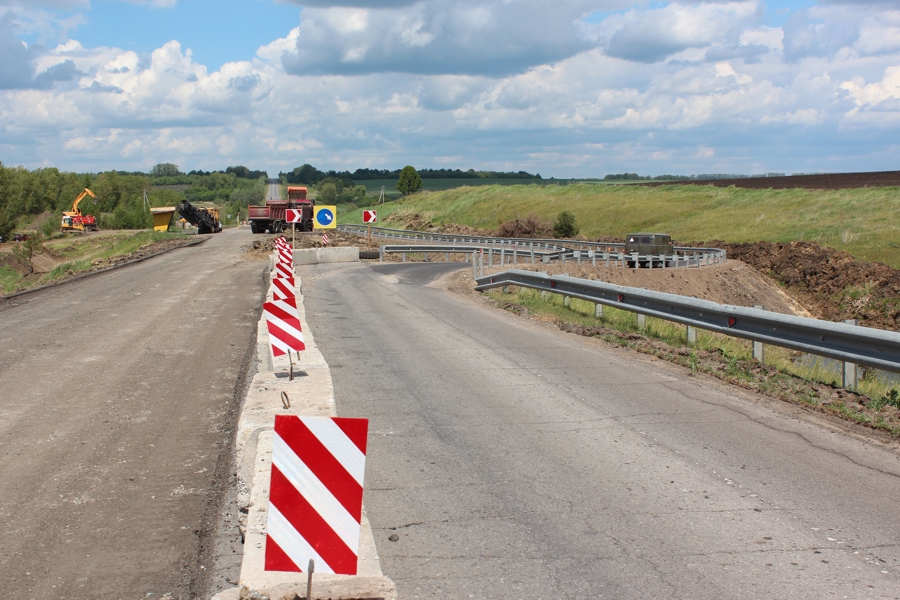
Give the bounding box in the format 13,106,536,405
266,415,369,575
272,276,296,301
277,245,293,264
274,259,293,280
263,296,305,356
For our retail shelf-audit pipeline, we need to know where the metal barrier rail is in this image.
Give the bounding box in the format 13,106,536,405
474,269,900,374
339,224,726,264
381,243,726,270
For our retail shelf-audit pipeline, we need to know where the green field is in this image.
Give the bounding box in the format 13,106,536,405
339,183,900,268
355,178,565,199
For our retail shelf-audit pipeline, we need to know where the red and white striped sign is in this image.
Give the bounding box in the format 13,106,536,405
263,296,305,356
277,245,293,267
274,259,293,280
362,210,377,224
322,232,329,246
266,415,369,575
272,276,296,300
286,209,303,223
275,236,289,249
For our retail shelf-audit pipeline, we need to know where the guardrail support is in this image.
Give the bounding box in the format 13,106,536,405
753,305,766,362
637,314,646,329
564,295,571,308
686,325,697,346
843,319,859,390
595,303,603,318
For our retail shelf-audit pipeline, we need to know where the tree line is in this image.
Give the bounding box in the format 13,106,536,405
0,162,266,238
281,164,541,185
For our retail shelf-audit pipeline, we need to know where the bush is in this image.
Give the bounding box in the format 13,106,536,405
553,211,579,238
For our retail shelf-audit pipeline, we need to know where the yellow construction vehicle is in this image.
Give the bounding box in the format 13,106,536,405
61,188,99,232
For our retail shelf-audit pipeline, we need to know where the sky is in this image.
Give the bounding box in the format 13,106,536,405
0,0,898,178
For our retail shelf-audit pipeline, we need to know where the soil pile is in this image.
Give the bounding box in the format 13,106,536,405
698,240,900,331
490,260,811,317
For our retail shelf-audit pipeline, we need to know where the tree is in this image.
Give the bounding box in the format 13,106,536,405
396,165,422,196
11,230,44,275
150,163,182,177
552,211,579,238
318,182,337,204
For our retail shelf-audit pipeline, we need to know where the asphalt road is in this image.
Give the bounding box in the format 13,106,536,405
302,261,900,599
0,229,266,599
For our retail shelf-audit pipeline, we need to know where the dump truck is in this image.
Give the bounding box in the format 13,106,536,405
177,200,222,234
61,188,99,232
248,186,315,233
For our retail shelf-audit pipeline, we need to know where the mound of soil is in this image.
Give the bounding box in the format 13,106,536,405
243,231,375,261
490,260,811,317
697,240,900,331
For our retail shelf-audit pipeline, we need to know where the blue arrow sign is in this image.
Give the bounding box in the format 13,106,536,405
314,206,336,228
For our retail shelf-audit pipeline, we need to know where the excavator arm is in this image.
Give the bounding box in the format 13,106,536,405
72,188,97,216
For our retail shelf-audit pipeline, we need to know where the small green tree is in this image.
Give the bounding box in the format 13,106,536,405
11,230,44,275
552,211,579,238
318,182,337,204
396,166,422,196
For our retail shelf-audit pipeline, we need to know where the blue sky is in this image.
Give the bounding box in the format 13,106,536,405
0,0,898,178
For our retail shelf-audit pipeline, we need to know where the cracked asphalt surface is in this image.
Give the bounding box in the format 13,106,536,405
302,261,900,599
0,229,265,599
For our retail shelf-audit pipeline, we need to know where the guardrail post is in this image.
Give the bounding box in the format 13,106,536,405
686,325,697,346
500,246,505,267
402,252,407,262
540,290,547,300
575,250,581,265
503,286,510,294
446,252,450,261
424,251,429,262
564,296,571,308
595,303,603,318
471,252,477,279
489,248,494,268
379,246,384,263
590,250,596,266
637,314,646,329
513,245,518,265
753,305,765,362
843,319,859,390
530,243,535,264
648,254,653,269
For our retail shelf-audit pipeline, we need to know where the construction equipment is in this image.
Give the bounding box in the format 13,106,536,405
176,200,222,234
249,186,315,234
61,188,99,232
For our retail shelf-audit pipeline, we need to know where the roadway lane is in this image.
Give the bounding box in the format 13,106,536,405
0,229,266,599
302,261,900,599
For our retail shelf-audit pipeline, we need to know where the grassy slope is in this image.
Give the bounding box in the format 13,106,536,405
340,183,900,268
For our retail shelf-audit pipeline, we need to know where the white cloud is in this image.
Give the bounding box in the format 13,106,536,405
2,0,900,176
277,0,595,76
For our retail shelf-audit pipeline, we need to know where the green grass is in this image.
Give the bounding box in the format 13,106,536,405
495,288,900,402
339,183,900,268
2,230,187,295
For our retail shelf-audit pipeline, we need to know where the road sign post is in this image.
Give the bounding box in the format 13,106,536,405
362,210,377,246
287,209,303,248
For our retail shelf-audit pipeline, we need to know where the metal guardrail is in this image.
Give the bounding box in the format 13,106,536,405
381,244,725,269
338,225,726,266
475,269,900,374
343,224,726,268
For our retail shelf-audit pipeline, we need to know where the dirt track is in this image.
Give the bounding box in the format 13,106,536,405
0,229,265,599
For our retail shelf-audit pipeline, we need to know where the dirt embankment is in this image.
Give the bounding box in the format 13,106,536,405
696,241,900,332
495,260,811,318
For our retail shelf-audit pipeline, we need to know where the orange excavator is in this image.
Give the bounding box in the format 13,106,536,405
61,188,99,232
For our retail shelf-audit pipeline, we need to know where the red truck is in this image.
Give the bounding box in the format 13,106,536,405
248,186,315,233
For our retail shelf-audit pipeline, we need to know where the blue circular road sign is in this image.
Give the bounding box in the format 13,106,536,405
315,208,335,227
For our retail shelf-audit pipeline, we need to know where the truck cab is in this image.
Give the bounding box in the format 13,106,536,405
625,233,674,267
